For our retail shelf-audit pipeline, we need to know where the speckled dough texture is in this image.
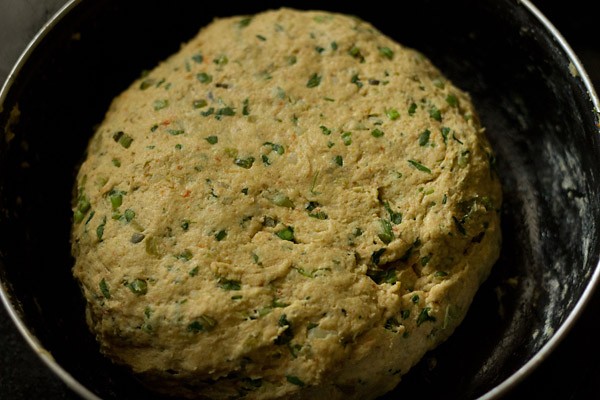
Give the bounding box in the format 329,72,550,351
71,8,502,400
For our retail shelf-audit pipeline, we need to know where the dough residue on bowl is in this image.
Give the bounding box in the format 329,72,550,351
71,8,502,399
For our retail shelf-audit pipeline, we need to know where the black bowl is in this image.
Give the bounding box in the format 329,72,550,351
1,0,599,399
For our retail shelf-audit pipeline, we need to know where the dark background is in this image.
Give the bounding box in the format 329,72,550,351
0,0,598,398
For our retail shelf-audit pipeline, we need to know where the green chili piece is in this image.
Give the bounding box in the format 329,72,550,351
99,278,110,299
378,219,394,244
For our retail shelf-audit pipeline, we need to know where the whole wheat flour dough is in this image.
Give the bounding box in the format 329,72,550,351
71,8,502,399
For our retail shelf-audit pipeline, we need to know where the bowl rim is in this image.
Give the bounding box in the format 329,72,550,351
0,0,599,399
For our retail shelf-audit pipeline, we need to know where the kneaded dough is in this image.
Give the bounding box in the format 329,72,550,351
71,8,502,400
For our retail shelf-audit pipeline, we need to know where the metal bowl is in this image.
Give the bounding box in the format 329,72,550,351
1,0,599,398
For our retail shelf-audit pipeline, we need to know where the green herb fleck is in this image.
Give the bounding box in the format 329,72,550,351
334,155,343,166
187,315,217,333
372,128,384,138
320,125,332,135
308,211,328,220
385,317,401,331
453,216,467,235
96,216,107,241
408,102,417,116
434,271,448,278
378,46,394,59
412,294,420,303
276,226,295,242
213,55,228,66
446,94,459,107
153,99,169,110
416,307,436,326
348,46,365,62
168,129,184,136
205,136,218,144
111,158,121,167
256,34,267,41
99,278,110,299
378,219,394,244
286,376,305,387
177,249,193,261
112,131,133,148
286,55,297,65
386,108,400,120
331,41,338,50
193,99,208,109
351,74,363,88
441,127,451,144
234,156,255,169
272,193,294,208
196,72,213,84
243,98,250,116
237,17,252,28
201,107,215,117
189,266,199,277
341,131,352,146
218,277,241,291
408,160,431,173
263,142,285,155
418,129,431,146
128,279,148,296
429,105,442,122
192,53,203,63
306,73,321,88
215,107,235,119
384,202,402,224
215,230,227,241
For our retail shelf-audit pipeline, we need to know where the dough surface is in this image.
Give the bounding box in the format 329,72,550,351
71,8,501,399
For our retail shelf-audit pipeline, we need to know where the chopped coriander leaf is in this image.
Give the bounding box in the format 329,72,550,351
351,74,363,88
153,99,169,110
215,230,227,241
401,309,411,319
191,53,203,63
272,193,294,208
168,129,184,136
408,159,431,173
128,279,148,295
446,94,459,107
193,99,208,109
113,131,133,148
386,108,400,120
334,155,343,166
286,375,305,387
150,124,159,132
378,219,394,244
187,315,217,333
320,125,332,135
196,72,213,84
256,34,267,41
215,107,235,119
372,128,384,138
234,156,255,169
384,202,402,224
96,216,107,241
237,17,252,28
111,158,121,167
213,55,228,66
421,255,431,266
412,294,420,303
418,129,431,146
242,98,250,115
429,105,442,122
177,249,193,261
189,266,199,277
306,73,321,88
434,271,448,277
262,155,271,166
341,131,352,145
286,55,297,65
441,127,451,143
201,107,215,117
408,102,417,116
315,46,325,53
263,142,285,154
416,307,436,326
308,211,328,220
181,220,190,230
276,226,295,242
327,141,335,148
378,46,394,59
348,46,365,62
217,277,241,291
331,41,338,50
139,79,155,90
99,278,110,299
205,136,218,144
